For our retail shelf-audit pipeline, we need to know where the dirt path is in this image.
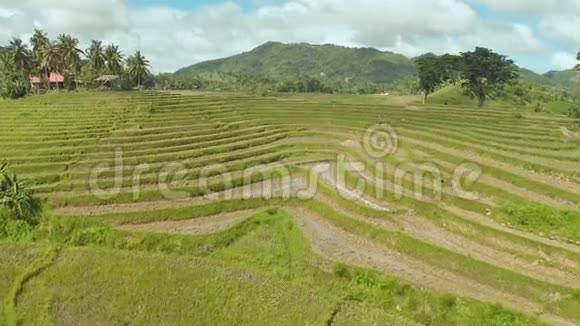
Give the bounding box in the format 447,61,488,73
310,164,580,288
311,162,391,212
363,210,580,288
286,207,575,326
116,209,259,235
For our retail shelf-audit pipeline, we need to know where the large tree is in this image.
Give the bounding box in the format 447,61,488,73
416,54,461,104
416,56,442,104
104,44,124,75
127,51,151,88
460,47,519,108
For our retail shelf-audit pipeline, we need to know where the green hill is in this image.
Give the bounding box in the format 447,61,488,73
542,70,578,92
175,41,416,87
518,68,578,93
172,42,578,98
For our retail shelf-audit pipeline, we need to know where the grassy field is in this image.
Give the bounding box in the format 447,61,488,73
0,91,579,325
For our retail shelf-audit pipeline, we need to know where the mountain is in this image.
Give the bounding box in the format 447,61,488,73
542,70,578,91
174,41,578,97
175,41,416,86
518,68,577,92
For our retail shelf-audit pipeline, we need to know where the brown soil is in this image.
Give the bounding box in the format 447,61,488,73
287,207,575,326
116,209,259,235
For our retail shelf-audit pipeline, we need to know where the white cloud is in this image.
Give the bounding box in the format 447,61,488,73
551,51,578,70
0,0,549,72
540,15,580,43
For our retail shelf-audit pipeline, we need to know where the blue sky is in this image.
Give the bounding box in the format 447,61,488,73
1,0,578,73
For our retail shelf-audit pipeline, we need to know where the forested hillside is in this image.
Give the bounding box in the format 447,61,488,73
169,42,578,103
175,42,416,91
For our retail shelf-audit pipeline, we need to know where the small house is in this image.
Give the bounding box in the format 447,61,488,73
30,73,65,90
95,75,120,89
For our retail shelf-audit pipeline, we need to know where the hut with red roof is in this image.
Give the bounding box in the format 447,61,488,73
30,73,65,90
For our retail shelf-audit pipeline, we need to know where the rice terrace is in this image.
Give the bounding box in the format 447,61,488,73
1,3,580,326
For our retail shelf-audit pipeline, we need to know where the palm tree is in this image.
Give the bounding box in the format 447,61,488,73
7,38,31,74
30,29,50,88
30,29,49,61
0,51,12,74
40,43,61,90
86,40,106,75
56,33,84,88
104,44,124,75
127,51,150,88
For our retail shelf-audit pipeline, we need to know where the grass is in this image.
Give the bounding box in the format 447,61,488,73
1,90,579,324
2,209,542,325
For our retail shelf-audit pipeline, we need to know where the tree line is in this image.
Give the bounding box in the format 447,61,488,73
0,29,152,99
156,72,385,95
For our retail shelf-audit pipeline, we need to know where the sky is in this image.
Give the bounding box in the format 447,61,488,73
0,0,579,73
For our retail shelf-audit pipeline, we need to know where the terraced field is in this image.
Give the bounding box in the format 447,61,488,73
1,91,579,325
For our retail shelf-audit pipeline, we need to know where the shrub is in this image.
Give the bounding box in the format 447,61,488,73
0,163,42,224
567,106,580,119
333,263,351,279
0,72,28,99
0,213,36,242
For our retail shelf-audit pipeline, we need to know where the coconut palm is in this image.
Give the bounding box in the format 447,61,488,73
86,40,106,75
7,38,31,74
127,51,150,88
56,34,84,88
0,51,12,74
30,29,49,61
104,44,124,75
40,43,62,90
30,30,51,87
